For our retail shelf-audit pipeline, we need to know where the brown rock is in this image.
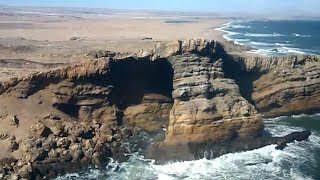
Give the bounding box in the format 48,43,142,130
29,121,52,138
48,149,59,159
9,115,19,127
17,164,32,178
42,136,57,150
120,127,132,138
84,148,94,159
24,148,47,163
0,39,317,178
50,121,65,136
84,139,95,150
98,134,113,144
56,138,71,148
123,94,172,132
99,124,113,135
163,54,263,145
9,141,19,152
44,113,61,120
251,57,320,117
92,152,101,165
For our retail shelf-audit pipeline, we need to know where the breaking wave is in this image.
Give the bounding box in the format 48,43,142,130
215,20,320,56
293,33,312,38
245,33,284,37
57,114,320,180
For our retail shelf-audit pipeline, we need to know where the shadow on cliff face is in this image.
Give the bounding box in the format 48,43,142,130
222,59,264,106
54,100,80,118
216,44,265,106
108,57,174,109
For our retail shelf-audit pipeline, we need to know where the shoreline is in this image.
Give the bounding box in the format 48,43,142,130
0,5,319,180
215,19,320,56
0,39,318,179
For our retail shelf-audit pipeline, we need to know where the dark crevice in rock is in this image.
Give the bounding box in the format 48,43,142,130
53,100,80,118
204,43,263,106
260,102,282,113
234,71,263,106
108,57,174,109
221,55,265,106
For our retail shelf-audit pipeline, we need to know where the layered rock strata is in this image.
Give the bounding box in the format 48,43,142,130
0,56,174,178
164,53,263,145
226,55,320,117
0,39,317,178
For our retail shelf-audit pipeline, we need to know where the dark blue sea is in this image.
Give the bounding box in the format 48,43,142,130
216,20,320,56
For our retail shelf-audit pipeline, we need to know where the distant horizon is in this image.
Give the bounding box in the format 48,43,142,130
1,5,320,20
1,0,320,18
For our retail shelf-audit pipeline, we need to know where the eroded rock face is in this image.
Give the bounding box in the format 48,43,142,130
252,57,320,117
0,56,174,178
123,93,172,132
0,39,317,178
162,53,263,145
227,54,320,117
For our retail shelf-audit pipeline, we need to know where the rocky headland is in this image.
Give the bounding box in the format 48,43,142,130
0,39,318,179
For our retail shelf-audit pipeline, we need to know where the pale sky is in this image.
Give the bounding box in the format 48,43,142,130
0,0,319,16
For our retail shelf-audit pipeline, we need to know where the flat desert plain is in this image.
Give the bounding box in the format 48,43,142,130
0,6,229,81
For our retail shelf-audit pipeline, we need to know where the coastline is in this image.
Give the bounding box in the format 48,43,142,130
215,19,320,56
0,6,319,179
0,39,318,179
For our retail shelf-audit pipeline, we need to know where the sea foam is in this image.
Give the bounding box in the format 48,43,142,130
56,114,320,180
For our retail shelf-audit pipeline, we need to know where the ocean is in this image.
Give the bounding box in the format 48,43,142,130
216,20,320,56
57,114,320,180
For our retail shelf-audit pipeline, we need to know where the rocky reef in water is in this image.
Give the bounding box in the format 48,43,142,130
0,39,318,179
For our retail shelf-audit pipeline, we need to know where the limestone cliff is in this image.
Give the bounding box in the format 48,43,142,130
0,39,317,178
164,53,263,145
226,54,320,117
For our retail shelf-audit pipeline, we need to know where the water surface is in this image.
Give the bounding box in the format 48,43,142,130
216,20,320,56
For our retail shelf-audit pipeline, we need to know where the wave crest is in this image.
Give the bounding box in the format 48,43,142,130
245,33,284,37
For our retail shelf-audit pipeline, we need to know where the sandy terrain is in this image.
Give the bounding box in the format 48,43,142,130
0,7,233,162
0,15,226,42
0,6,229,82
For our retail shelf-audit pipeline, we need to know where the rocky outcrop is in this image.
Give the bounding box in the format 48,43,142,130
0,60,110,98
87,39,221,60
123,93,172,132
147,130,311,163
0,39,317,178
226,54,320,117
252,56,320,117
0,56,173,178
14,120,131,179
163,53,263,145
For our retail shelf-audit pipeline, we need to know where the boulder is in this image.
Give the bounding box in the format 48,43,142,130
29,121,52,138
147,130,312,163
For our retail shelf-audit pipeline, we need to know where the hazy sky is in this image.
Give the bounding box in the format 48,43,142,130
1,0,319,16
